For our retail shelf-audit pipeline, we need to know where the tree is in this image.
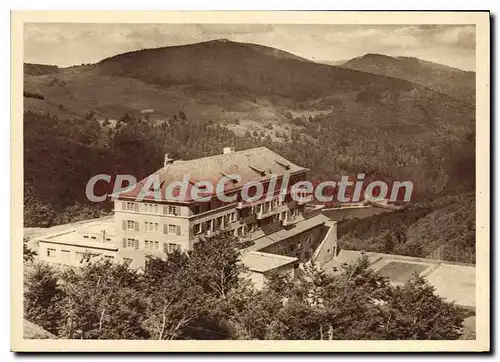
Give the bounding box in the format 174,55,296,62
23,237,37,263
179,231,249,339
58,258,148,339
383,232,395,253
24,262,63,334
142,252,204,340
229,257,466,340
189,231,247,299
380,274,467,339
55,202,109,225
24,183,57,227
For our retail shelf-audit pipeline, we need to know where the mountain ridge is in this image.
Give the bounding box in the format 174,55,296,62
24,39,472,124
341,53,475,103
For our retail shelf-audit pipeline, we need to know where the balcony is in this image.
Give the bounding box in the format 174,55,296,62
240,213,257,224
236,201,250,209
255,203,289,220
281,216,296,226
296,197,310,205
304,207,322,219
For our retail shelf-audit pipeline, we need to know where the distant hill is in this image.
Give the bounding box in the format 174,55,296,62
341,53,475,104
24,39,473,128
319,59,349,66
24,63,59,76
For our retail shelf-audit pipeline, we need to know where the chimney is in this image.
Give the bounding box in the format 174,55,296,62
164,153,174,170
223,147,235,154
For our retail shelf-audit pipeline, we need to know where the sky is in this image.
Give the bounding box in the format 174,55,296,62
24,23,476,71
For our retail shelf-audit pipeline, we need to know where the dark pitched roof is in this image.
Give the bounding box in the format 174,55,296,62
117,147,307,203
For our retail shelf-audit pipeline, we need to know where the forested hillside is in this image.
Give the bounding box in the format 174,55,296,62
338,193,475,263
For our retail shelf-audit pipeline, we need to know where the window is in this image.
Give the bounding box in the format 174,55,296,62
154,204,159,213
165,243,181,254
168,224,177,234
193,205,201,214
237,226,245,237
123,220,139,231
154,241,159,250
145,221,156,232
46,248,56,257
145,240,159,250
83,235,89,239
105,238,111,242
193,223,201,235
105,255,114,260
123,238,138,249
91,236,97,240
61,250,70,259
126,202,134,211
168,205,178,216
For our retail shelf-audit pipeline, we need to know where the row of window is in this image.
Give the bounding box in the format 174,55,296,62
122,220,181,235
191,199,234,215
46,248,114,261
187,176,306,215
190,207,301,237
82,235,112,242
121,238,181,253
121,202,179,216
253,198,281,214
192,212,237,235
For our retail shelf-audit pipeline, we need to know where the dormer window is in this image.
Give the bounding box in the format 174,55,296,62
275,160,291,170
249,165,266,176
220,172,239,184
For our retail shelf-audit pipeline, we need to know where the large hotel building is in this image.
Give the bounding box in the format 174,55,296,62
34,147,337,289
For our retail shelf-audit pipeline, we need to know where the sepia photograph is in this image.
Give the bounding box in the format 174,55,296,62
10,10,490,352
